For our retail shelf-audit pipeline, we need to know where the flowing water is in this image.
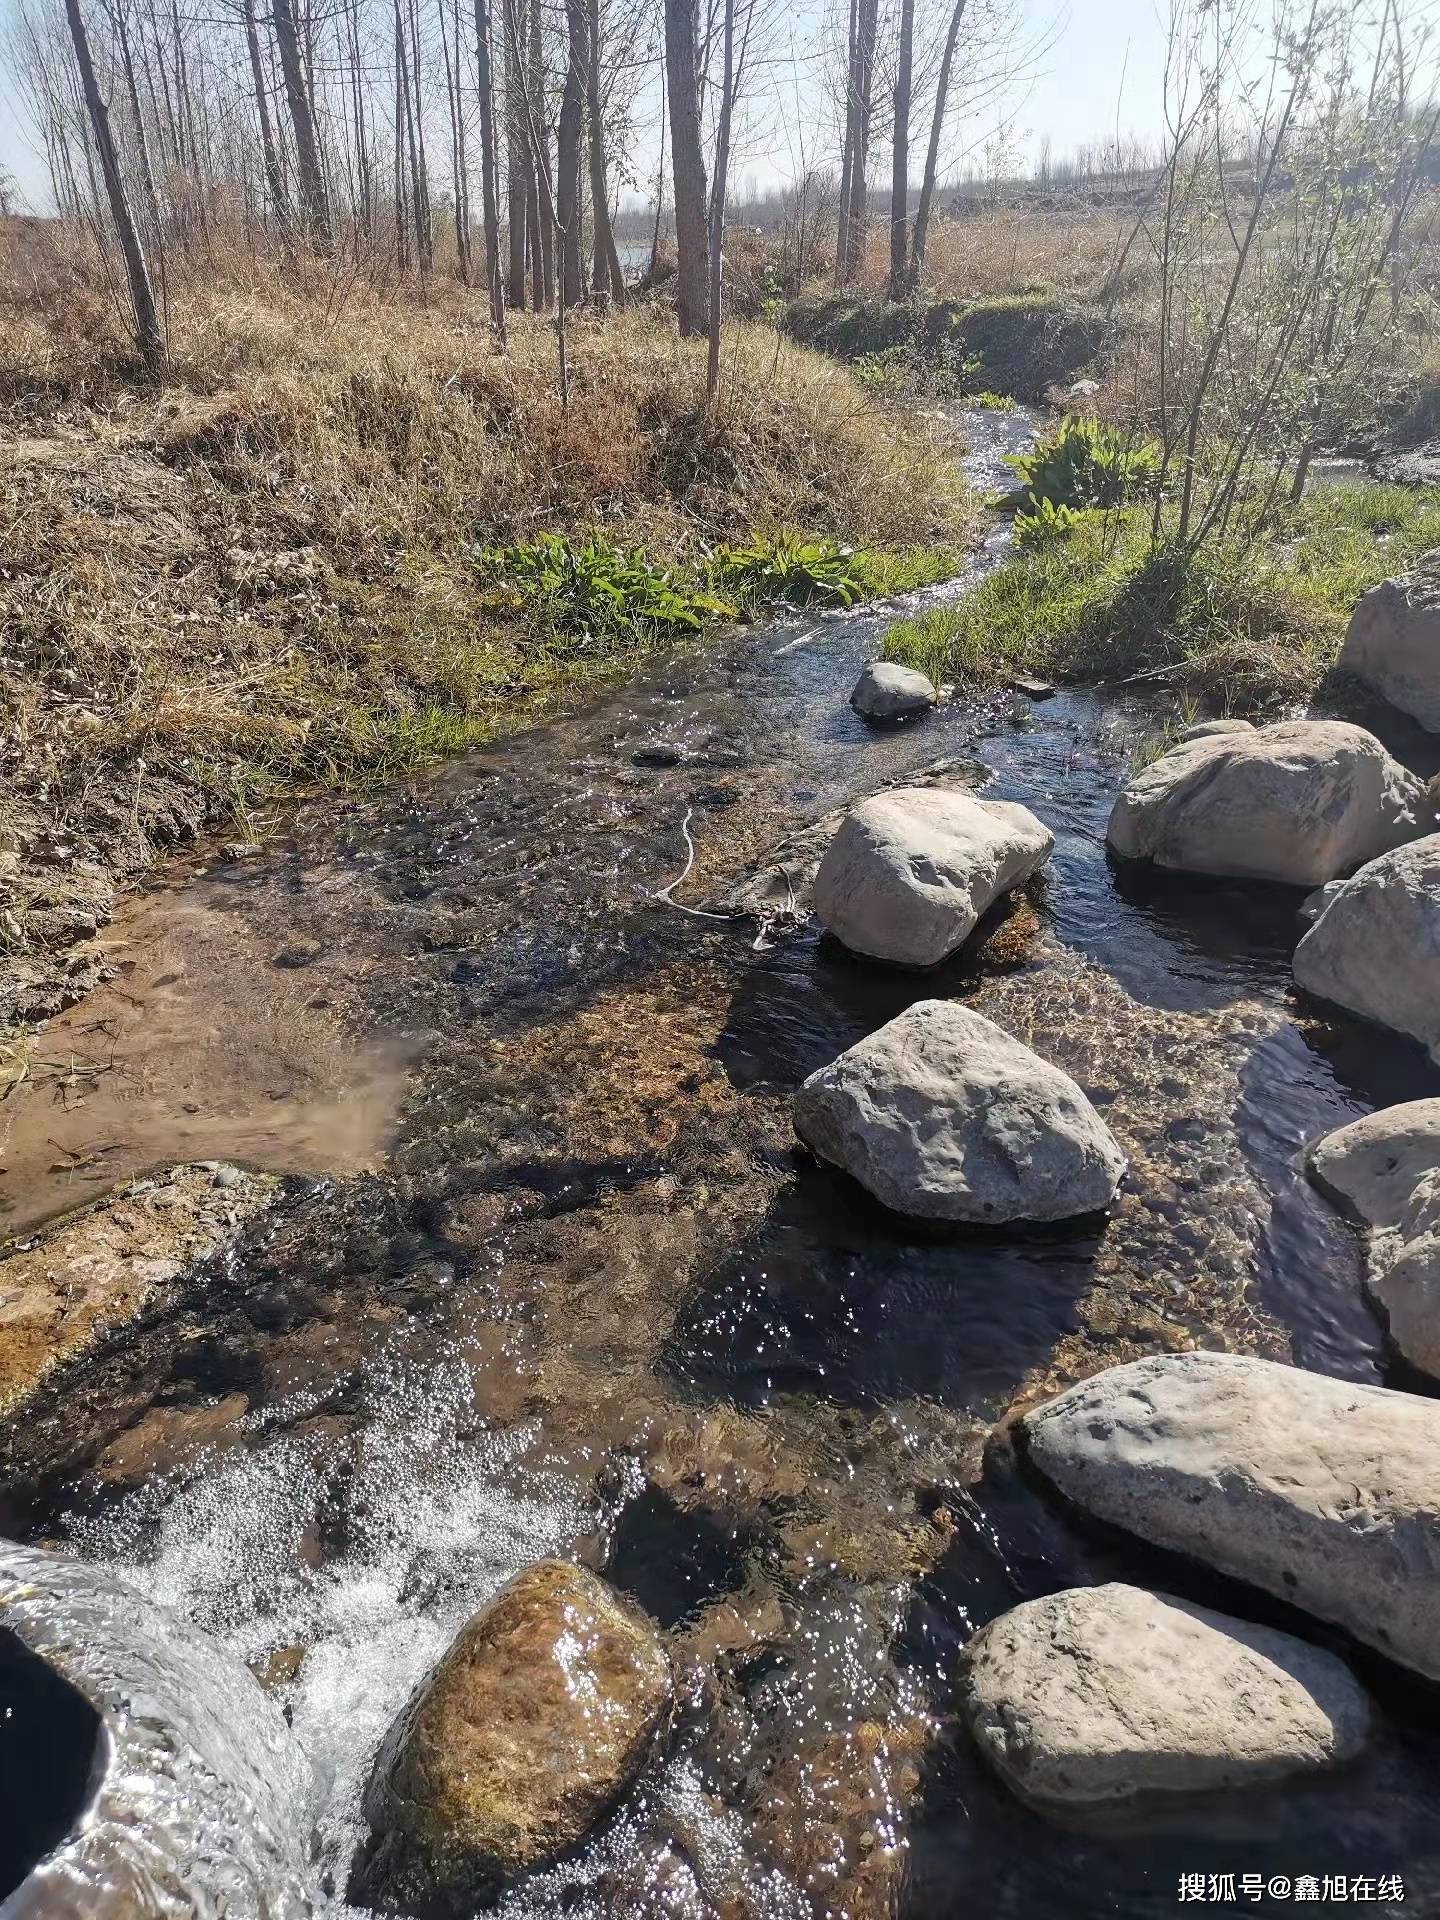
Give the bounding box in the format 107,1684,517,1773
5,403,1440,1919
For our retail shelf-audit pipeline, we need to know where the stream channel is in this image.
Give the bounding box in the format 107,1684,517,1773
5,403,1440,1918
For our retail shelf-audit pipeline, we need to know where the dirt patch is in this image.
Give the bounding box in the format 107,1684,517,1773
0,872,415,1235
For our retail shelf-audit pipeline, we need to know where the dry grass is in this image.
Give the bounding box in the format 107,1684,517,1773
848,201,1135,302
0,221,973,976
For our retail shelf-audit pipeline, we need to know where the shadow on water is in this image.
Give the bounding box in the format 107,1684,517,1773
0,1629,102,1898
663,1162,1102,1412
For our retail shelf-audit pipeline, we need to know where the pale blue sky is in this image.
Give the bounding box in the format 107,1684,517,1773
0,0,1171,212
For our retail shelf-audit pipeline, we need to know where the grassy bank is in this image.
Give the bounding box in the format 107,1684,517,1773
0,246,974,991
882,484,1440,709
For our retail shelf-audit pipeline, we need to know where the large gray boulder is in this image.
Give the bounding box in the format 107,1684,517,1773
850,660,937,722
1309,1101,1440,1380
1308,1098,1440,1227
1107,720,1429,885
360,1561,671,1907
1339,553,1440,731
1024,1351,1440,1680
1374,1173,1440,1379
813,788,1054,967
962,1583,1371,1809
1293,835,1440,1061
793,1000,1126,1223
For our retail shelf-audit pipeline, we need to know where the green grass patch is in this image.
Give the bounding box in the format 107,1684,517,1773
881,482,1440,709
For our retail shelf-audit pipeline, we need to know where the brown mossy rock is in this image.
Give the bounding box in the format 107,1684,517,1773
358,1561,672,1908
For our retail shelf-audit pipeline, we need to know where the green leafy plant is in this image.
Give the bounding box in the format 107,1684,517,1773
707,535,868,607
478,533,733,643
1014,496,1086,546
1006,414,1159,512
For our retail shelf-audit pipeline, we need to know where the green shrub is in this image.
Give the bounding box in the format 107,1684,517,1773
478,533,733,644
1014,496,1088,546
1006,415,1159,512
707,534,868,607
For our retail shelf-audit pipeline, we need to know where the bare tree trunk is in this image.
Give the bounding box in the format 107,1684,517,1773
64,0,165,366
440,0,471,279
473,0,507,334
556,0,585,308
349,0,373,245
110,0,161,233
243,0,290,233
504,8,528,303
842,0,877,285
407,0,435,268
271,0,331,244
834,0,856,282
887,0,914,299
705,0,735,396
650,69,665,276
394,2,410,269
585,0,624,301
909,0,967,282
664,0,707,335
529,0,554,306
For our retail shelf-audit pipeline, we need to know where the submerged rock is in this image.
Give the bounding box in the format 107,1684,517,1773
812,788,1054,967
793,1000,1126,1223
1107,720,1429,885
1339,552,1440,731
0,1541,313,1918
1310,1101,1440,1379
1024,1351,1440,1680
963,1583,1372,1809
849,660,937,723
359,1561,672,1906
1293,836,1440,1061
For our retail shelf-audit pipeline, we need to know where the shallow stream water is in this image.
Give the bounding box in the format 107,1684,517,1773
6,404,1440,1919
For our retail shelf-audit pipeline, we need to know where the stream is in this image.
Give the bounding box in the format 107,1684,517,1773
5,402,1440,1918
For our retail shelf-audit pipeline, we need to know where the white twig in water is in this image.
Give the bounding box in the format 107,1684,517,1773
652,808,736,921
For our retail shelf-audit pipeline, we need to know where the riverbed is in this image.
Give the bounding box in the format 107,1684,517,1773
5,403,1440,1918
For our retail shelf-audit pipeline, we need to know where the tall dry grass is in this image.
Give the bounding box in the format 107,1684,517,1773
0,220,972,952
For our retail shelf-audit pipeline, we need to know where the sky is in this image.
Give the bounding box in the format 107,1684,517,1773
0,0,1172,214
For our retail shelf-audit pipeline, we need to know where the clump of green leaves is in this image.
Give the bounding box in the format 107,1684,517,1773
707,535,868,608
852,340,982,398
1014,496,1087,547
478,533,733,643
1007,414,1159,512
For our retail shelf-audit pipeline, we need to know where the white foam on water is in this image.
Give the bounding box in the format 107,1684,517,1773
64,1337,592,1911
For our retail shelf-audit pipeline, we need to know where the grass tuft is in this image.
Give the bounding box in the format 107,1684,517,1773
881,484,1440,710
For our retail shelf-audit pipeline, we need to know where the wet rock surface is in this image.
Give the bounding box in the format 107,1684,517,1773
1294,835,1440,1061
962,1583,1372,1808
1024,1352,1440,1679
850,660,938,722
357,1561,672,1906
1107,720,1430,885
812,789,1054,966
1310,1101,1440,1379
1340,551,1440,732
793,1000,1127,1222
